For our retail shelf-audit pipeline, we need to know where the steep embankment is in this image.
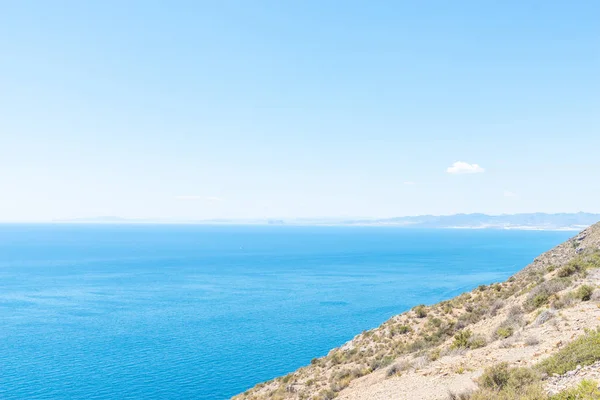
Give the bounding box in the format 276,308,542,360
235,223,600,400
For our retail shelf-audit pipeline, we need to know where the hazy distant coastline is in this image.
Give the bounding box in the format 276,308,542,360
52,212,600,231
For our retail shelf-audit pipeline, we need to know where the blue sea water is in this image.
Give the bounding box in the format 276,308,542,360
0,224,573,399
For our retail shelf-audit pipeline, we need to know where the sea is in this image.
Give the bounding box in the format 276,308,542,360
0,224,573,399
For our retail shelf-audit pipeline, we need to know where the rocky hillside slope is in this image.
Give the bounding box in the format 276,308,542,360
234,223,600,400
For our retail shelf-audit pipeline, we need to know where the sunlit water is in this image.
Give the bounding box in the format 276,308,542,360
0,224,573,399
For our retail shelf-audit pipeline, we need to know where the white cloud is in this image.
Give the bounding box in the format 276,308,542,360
403,181,416,185
504,191,518,198
446,161,485,174
175,195,223,202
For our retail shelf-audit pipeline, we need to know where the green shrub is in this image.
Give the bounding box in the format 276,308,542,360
576,285,595,301
469,335,487,349
508,305,524,317
474,363,543,399
406,339,426,353
391,325,411,335
550,379,600,400
329,351,343,365
386,360,411,377
524,279,570,311
490,299,505,316
318,389,336,400
370,355,394,370
452,329,472,349
557,264,578,278
537,328,600,375
428,348,441,361
506,367,539,389
479,363,511,390
495,326,514,339
414,305,427,318
468,385,546,400
442,303,454,314
551,294,575,310
529,293,549,310
451,330,485,349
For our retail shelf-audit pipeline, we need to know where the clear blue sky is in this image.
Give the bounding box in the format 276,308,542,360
1,1,599,221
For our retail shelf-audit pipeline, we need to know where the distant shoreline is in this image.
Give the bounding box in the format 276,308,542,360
1,212,597,231
0,221,591,231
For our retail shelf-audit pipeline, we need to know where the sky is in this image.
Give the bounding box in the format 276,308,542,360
1,1,599,222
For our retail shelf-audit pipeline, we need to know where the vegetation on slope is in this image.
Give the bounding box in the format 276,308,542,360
457,328,600,400
235,230,600,400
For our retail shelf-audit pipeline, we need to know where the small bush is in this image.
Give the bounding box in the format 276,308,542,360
394,325,411,335
524,279,570,311
479,363,511,390
442,303,454,314
508,305,524,318
318,389,336,400
551,294,575,310
557,264,578,278
576,285,595,301
469,335,487,349
525,336,540,346
550,379,600,400
495,326,514,339
530,293,549,309
449,329,485,350
452,330,472,349
428,348,441,361
370,355,394,370
474,363,543,399
489,299,505,316
386,360,411,377
493,310,523,341
537,328,600,375
507,367,539,389
414,305,427,318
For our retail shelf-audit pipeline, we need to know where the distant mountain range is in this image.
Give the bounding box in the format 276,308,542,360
326,212,600,230
56,213,600,230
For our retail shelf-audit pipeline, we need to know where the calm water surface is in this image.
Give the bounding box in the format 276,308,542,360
0,224,573,399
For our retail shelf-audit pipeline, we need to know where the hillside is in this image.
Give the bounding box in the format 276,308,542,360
234,222,600,400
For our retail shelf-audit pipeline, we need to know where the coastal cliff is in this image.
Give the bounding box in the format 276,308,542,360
234,223,600,400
